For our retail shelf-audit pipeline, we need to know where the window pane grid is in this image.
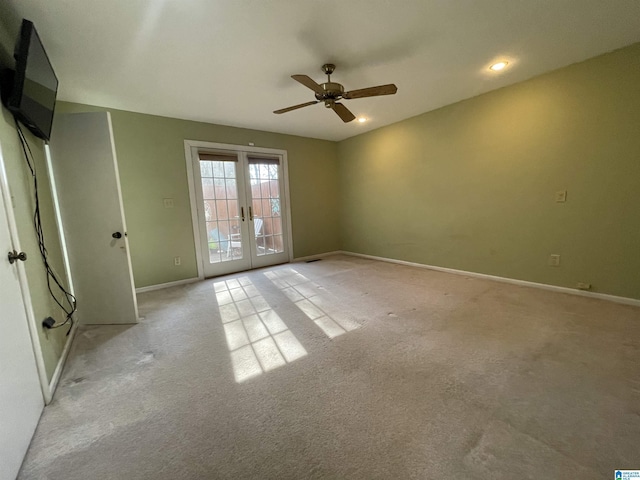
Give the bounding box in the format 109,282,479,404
202,160,243,264
203,158,284,264
249,162,282,257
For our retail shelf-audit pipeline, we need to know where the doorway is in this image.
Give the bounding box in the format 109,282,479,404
185,141,293,278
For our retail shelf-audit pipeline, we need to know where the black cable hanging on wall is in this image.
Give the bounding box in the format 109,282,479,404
14,118,76,334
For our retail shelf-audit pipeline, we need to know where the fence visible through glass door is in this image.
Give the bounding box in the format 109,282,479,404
248,156,284,258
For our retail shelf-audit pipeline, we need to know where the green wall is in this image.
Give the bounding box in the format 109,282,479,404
58,42,640,300
338,43,640,300
0,16,71,380
55,103,341,288
0,106,71,381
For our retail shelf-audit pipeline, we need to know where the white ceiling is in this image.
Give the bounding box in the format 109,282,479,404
3,0,640,141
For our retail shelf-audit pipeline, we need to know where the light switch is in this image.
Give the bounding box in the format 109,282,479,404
163,198,174,208
555,190,567,203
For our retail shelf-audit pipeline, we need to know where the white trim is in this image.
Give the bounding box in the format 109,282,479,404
44,144,76,303
106,113,140,322
293,251,343,262
341,251,640,307
281,150,294,264
48,320,78,400
135,277,200,293
184,141,205,280
43,143,80,404
183,139,294,277
0,135,51,403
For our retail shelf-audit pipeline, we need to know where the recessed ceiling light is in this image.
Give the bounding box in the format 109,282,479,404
490,61,508,72
358,117,367,123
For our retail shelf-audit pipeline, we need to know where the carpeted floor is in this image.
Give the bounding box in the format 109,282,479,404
18,255,640,479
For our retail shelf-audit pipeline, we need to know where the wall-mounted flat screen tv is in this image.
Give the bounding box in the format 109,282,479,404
3,19,58,141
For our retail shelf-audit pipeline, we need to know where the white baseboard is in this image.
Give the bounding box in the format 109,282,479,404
47,320,79,403
135,277,200,293
139,255,341,293
293,250,343,263
341,251,640,308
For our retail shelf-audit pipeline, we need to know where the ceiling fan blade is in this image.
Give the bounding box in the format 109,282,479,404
343,84,398,99
273,101,319,114
291,74,324,94
331,102,356,123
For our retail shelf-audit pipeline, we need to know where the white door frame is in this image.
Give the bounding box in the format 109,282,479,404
184,140,294,279
0,136,51,403
43,144,79,394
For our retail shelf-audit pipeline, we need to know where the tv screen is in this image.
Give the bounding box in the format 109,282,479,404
6,19,58,141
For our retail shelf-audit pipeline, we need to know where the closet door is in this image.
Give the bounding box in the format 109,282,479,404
49,112,138,324
0,163,44,480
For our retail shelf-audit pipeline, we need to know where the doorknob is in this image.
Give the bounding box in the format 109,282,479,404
112,232,122,239
8,250,27,264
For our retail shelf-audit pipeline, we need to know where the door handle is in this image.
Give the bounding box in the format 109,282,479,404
112,232,122,239
240,207,245,221
7,250,27,264
249,206,254,221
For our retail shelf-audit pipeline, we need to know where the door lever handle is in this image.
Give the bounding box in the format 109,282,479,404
249,206,254,221
240,207,245,221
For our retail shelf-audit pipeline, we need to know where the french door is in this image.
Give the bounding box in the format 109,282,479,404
189,144,291,277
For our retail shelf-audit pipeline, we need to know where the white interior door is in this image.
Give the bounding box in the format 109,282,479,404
190,145,291,278
0,173,44,480
49,112,138,324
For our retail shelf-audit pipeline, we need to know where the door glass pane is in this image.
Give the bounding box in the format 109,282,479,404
249,159,284,256
200,161,212,177
225,179,237,199
201,160,243,263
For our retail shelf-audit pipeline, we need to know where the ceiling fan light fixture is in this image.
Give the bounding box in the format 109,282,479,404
358,117,367,123
489,61,509,72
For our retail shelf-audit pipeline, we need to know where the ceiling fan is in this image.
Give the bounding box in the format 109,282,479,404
274,64,398,123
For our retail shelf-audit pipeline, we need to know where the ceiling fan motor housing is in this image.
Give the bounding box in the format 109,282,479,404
315,83,344,103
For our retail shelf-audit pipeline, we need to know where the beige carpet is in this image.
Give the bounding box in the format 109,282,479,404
18,255,640,479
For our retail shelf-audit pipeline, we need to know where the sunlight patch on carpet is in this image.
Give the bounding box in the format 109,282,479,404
215,276,307,382
264,268,361,338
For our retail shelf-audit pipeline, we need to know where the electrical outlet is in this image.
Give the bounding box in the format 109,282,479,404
576,282,591,290
548,254,561,266
555,190,567,203
174,256,181,266
163,198,174,208
42,316,56,329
